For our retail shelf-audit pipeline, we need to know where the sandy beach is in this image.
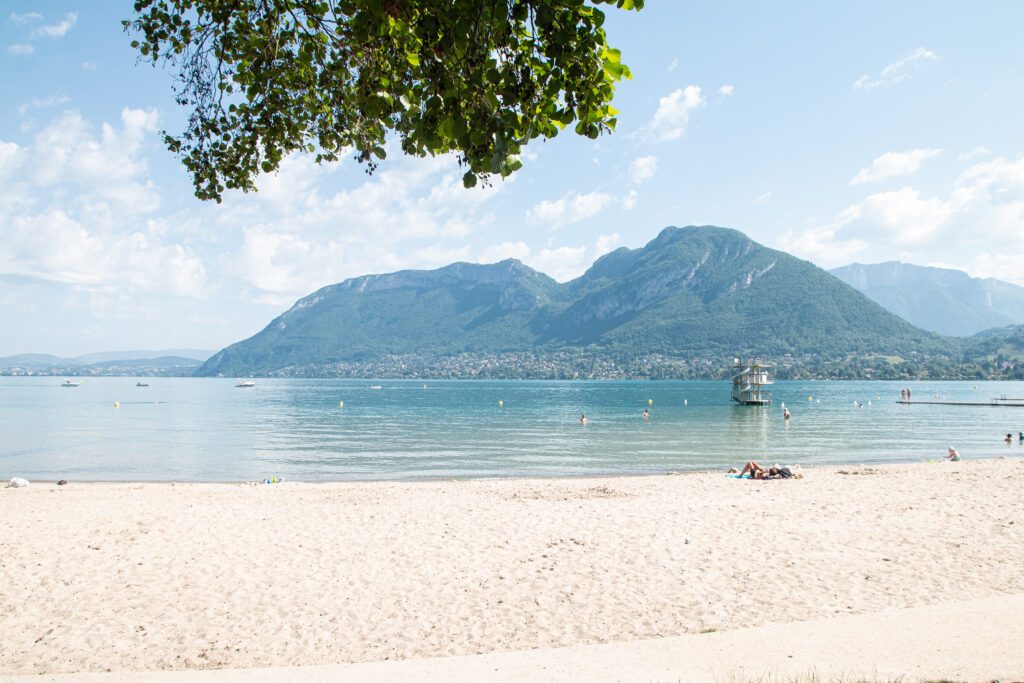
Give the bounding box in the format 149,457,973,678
2,458,1023,679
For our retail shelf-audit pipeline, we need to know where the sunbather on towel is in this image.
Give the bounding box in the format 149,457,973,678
730,461,802,479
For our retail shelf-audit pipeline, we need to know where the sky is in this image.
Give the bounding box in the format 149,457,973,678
2,2,1023,356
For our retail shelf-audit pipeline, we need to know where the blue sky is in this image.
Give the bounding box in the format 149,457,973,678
2,1,1023,356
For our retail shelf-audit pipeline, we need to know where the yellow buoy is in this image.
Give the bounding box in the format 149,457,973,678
339,400,344,408
808,396,813,401
648,398,653,406
113,401,119,408
498,400,504,408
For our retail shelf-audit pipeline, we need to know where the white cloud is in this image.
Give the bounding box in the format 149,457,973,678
786,155,1024,281
412,243,473,268
6,43,33,56
958,146,990,161
479,241,531,263
854,187,952,244
595,233,621,258
527,246,589,282
81,61,97,71
237,228,338,295
0,209,208,297
9,11,43,24
645,86,705,141
31,12,78,38
718,84,734,96
212,153,508,298
853,47,937,90
0,141,23,181
17,93,71,115
0,109,208,298
967,252,1021,284
850,148,942,185
527,190,614,228
666,58,679,74
755,191,772,203
621,189,638,210
628,155,658,184
25,108,162,212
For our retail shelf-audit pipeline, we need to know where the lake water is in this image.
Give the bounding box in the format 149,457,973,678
1,378,1023,481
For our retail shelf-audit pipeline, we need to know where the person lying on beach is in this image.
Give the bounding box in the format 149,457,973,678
731,461,802,479
946,447,961,461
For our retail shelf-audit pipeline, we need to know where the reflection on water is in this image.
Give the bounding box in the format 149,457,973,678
1,377,1022,481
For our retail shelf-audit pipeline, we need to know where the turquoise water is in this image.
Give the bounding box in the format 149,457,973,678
1,377,1023,481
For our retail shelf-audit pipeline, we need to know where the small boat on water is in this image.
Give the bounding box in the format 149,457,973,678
61,379,80,387
235,380,255,388
731,358,773,405
136,382,149,387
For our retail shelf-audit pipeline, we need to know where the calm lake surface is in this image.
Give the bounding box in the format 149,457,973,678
1,378,1023,481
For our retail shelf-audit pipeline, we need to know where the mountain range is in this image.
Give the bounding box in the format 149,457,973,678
198,226,951,377
0,350,213,371
830,262,1024,337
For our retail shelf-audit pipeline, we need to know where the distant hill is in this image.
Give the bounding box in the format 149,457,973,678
0,354,83,368
87,356,206,369
0,350,213,369
75,349,214,363
967,324,1024,358
198,226,949,377
830,262,1024,336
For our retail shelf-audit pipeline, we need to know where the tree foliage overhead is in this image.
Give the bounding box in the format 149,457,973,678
124,0,643,201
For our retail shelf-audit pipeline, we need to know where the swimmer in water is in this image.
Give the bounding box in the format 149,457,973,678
579,414,589,424
642,409,649,419
1005,433,1013,444
783,407,791,420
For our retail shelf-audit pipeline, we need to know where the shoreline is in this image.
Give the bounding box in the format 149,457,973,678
9,450,1022,485
3,458,1023,677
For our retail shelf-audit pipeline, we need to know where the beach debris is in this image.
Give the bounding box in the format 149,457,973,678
57,480,68,486
7,477,29,488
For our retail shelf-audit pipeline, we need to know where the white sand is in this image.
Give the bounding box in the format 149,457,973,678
7,595,1023,682
2,459,1023,678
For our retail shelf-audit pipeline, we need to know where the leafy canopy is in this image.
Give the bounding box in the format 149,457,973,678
124,0,643,201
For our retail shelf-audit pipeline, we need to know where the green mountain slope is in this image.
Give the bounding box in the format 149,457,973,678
830,262,1024,336
197,226,950,377
199,260,566,374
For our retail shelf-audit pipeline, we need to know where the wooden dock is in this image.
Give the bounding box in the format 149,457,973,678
896,399,1024,407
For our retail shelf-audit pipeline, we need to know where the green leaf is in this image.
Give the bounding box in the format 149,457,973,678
124,0,643,202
